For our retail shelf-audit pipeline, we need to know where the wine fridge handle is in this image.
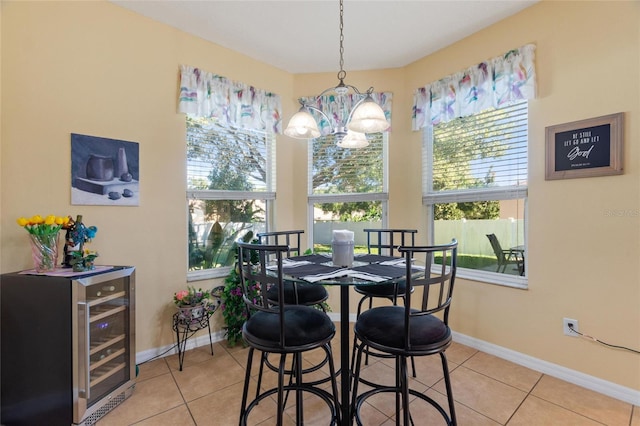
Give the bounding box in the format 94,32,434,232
78,301,91,400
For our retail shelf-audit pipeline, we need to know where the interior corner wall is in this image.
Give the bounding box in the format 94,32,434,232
405,0,640,392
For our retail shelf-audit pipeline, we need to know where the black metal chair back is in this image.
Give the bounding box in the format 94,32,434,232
257,230,304,258
399,241,458,346
351,239,459,425
364,228,417,257
237,242,288,345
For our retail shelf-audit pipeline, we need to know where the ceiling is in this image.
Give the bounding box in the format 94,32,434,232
111,0,538,74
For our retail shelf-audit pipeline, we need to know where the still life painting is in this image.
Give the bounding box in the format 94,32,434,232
71,133,140,206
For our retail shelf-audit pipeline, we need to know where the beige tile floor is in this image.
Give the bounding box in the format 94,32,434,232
98,324,639,425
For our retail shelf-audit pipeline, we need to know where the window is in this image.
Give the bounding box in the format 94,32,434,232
309,133,388,252
187,116,275,280
423,100,528,286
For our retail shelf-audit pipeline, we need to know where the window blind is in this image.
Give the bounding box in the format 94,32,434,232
423,101,528,204
309,133,386,196
187,117,276,196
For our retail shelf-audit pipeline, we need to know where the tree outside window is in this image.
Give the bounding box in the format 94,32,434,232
187,116,273,278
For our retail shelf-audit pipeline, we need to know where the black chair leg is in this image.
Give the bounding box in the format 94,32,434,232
325,343,341,425
410,354,417,378
277,353,287,425
364,297,374,366
239,347,255,426
294,353,304,423
350,341,365,425
255,352,266,400
396,355,410,425
440,352,457,426
395,355,402,424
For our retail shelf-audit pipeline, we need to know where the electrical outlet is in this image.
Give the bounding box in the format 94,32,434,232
563,318,579,336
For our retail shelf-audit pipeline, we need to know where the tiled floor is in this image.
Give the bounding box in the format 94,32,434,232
98,324,639,425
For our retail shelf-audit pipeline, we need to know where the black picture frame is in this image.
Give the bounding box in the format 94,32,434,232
545,112,623,180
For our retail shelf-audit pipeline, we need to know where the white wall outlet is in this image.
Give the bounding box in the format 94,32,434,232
563,318,579,336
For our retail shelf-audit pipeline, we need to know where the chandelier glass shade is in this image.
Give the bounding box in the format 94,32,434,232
283,0,390,146
284,107,322,139
336,130,369,148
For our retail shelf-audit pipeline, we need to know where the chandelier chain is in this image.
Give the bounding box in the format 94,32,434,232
337,0,346,82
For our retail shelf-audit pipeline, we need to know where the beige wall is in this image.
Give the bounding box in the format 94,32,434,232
1,0,639,394
404,0,639,391
0,1,296,352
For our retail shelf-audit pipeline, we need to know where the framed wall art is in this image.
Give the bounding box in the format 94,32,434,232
545,112,624,180
71,133,140,206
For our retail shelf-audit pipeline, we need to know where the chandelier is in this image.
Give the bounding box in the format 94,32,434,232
283,0,390,148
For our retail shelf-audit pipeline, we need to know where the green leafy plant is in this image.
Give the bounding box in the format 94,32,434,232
220,232,258,347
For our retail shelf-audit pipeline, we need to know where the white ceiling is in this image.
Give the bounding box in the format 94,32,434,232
111,0,538,74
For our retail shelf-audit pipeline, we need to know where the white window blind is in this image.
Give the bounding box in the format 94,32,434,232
310,133,386,196
187,117,276,199
424,101,528,204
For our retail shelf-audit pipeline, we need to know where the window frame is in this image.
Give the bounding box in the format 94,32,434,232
186,118,276,281
423,101,529,288
307,133,389,246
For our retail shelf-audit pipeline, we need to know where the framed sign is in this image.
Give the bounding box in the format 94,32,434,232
545,112,623,180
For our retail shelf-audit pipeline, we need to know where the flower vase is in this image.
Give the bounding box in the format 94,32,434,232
176,303,205,321
29,232,60,273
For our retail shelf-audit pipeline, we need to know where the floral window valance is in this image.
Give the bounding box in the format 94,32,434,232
300,91,393,136
412,44,536,129
178,65,282,134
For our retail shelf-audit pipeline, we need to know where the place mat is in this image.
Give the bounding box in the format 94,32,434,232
286,254,330,264
354,254,401,263
282,263,344,278
349,263,409,279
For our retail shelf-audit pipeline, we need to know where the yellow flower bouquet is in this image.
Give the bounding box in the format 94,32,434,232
17,215,70,272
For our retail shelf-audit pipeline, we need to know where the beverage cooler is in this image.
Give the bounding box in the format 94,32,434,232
1,266,136,426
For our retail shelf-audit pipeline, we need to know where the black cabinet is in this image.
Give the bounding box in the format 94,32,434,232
1,266,136,426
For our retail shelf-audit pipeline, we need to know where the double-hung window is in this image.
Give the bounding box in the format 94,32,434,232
309,132,388,252
305,92,391,251
178,65,281,280
414,45,536,287
187,118,275,279
423,101,528,286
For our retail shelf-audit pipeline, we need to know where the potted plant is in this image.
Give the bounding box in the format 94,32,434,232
173,286,215,321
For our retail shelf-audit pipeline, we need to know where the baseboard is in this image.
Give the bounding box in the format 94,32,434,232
452,331,640,406
136,330,227,364
135,324,639,406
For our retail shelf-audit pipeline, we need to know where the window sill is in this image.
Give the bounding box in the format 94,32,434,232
456,267,527,289
187,266,232,282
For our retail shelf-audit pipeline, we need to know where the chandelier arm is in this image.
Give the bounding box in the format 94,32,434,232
301,103,333,127
344,96,368,125
300,83,372,105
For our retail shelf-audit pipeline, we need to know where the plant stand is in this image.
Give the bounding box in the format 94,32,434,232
171,296,221,371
